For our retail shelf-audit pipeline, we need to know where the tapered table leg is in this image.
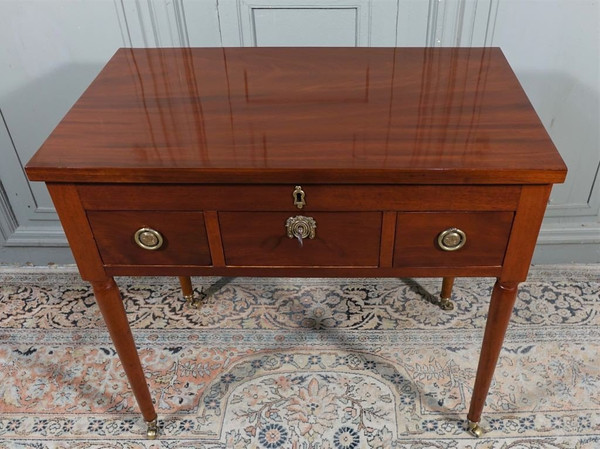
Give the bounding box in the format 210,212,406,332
179,276,203,308
178,276,194,305
467,279,519,437
90,278,158,439
439,276,455,310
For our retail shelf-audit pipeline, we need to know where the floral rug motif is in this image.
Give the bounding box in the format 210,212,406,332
0,265,598,448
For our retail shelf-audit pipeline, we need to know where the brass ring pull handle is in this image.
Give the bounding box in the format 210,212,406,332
286,215,316,247
437,227,466,251
134,227,164,250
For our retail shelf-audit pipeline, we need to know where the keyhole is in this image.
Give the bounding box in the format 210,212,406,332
296,192,303,203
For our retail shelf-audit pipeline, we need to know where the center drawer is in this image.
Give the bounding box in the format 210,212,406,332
219,212,381,267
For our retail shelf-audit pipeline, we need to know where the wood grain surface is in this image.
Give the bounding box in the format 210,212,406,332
219,211,381,267
77,184,521,211
87,211,211,266
90,278,157,423
393,211,514,267
26,48,567,184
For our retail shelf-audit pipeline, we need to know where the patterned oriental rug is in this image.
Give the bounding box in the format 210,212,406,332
0,265,598,449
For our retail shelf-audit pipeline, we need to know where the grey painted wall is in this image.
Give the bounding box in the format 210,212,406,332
0,0,598,265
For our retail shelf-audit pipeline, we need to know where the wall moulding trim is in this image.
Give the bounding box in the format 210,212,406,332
0,105,40,232
145,0,191,47
0,180,19,240
4,225,68,248
546,203,599,219
249,6,361,47
114,0,133,47
538,224,600,245
547,203,594,211
427,0,500,47
482,0,500,47
116,0,190,47
238,0,370,47
172,0,191,47
31,206,58,216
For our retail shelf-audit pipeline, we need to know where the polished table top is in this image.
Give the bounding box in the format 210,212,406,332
26,47,566,185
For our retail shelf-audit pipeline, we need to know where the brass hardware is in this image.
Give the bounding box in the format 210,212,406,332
437,228,466,251
184,290,206,309
286,215,316,247
146,418,158,439
189,294,204,309
134,227,164,250
467,419,483,438
439,277,455,311
293,185,306,209
183,293,194,306
190,297,204,308
438,296,455,311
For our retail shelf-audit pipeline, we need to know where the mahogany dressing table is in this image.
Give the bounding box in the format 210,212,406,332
25,47,567,439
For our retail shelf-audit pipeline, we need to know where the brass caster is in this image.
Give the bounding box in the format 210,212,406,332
439,296,455,311
185,290,206,309
146,418,158,439
184,294,204,309
467,419,484,438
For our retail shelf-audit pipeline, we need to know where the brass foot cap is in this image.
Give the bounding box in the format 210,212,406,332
467,419,483,438
146,418,158,439
184,294,203,309
439,296,455,311
185,291,207,309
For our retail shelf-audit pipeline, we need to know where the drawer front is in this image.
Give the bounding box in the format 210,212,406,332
87,211,211,266
78,184,521,212
394,212,514,267
219,212,381,267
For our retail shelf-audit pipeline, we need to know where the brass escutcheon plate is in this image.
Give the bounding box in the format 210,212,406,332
293,185,306,209
286,215,316,240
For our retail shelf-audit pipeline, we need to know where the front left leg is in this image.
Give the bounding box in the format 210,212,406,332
90,277,158,439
